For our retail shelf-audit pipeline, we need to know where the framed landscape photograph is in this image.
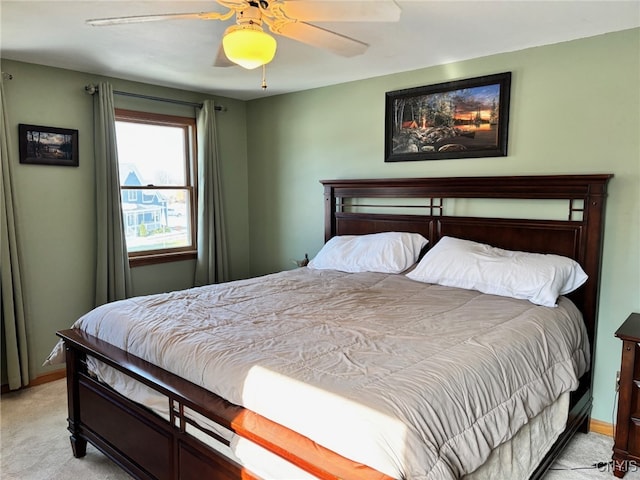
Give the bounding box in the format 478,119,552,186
19,124,79,166
385,72,511,162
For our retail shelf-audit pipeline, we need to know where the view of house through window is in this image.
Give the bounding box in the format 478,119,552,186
115,109,197,261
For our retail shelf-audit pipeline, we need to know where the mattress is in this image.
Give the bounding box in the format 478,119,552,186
46,267,589,479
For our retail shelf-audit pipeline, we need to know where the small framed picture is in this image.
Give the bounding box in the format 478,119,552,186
385,72,511,162
19,124,79,166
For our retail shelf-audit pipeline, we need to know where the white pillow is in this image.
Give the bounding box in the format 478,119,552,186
406,236,587,307
308,232,428,274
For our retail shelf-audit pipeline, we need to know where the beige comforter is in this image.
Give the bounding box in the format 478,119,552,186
47,268,589,479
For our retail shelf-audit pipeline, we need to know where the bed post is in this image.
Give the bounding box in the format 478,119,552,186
578,179,611,433
65,343,87,458
324,184,337,242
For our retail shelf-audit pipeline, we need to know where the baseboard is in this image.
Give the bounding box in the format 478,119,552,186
590,418,614,437
1,369,66,394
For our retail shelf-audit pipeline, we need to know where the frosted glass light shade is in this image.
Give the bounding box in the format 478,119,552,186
222,25,277,70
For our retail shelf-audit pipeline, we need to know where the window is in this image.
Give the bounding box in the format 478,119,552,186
115,109,197,266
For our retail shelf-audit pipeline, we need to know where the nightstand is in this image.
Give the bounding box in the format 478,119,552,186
613,313,640,478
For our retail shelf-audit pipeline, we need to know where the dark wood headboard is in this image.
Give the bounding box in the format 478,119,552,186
321,174,611,437
321,175,611,338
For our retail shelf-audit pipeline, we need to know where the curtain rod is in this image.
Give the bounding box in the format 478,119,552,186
84,84,225,111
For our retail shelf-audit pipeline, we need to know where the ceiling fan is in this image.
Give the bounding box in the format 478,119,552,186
86,0,402,71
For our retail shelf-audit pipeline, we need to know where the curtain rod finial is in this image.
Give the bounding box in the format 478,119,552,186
1,72,13,80
85,84,98,95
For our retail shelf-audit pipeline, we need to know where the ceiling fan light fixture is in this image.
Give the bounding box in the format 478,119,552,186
222,24,277,70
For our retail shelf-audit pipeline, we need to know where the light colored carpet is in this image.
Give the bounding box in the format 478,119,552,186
0,379,635,479
1,379,130,480
545,428,638,480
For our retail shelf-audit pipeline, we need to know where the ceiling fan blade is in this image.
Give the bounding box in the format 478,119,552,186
278,0,401,22
86,11,233,27
270,21,368,57
213,43,236,68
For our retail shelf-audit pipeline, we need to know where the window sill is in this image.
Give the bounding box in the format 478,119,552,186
129,251,197,268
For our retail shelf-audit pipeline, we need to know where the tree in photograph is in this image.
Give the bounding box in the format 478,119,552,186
393,98,406,134
60,134,73,159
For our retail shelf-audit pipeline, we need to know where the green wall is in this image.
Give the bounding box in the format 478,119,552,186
1,60,250,382
245,28,640,424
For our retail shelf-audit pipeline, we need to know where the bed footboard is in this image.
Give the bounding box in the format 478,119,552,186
59,328,393,480
63,331,252,480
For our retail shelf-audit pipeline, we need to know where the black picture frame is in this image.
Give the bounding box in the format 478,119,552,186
18,124,79,167
385,72,511,162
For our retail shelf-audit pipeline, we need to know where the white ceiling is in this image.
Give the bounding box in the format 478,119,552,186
2,1,639,101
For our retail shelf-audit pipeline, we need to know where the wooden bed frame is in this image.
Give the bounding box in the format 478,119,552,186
58,174,612,480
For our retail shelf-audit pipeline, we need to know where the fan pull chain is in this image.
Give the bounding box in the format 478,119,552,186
261,64,268,90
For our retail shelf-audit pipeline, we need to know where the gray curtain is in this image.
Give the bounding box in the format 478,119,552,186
0,77,30,390
194,99,228,285
94,82,132,305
